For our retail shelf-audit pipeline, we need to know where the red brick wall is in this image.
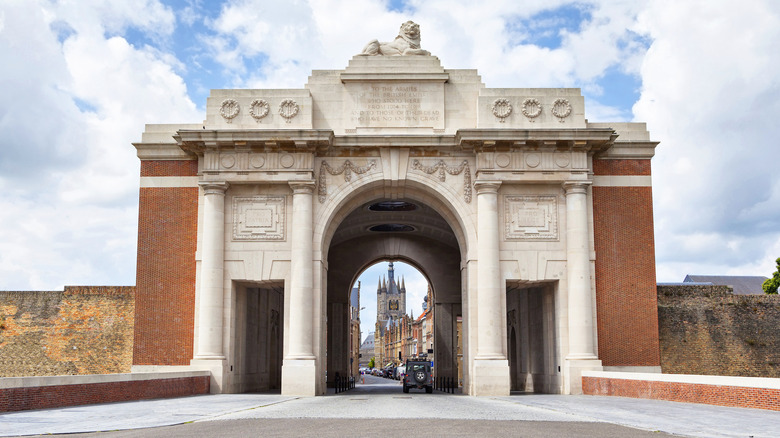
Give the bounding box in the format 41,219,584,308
583,376,780,411
0,376,209,412
593,158,651,176
133,160,199,365
592,158,660,366
140,160,199,177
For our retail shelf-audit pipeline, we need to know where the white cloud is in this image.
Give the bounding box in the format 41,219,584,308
0,0,200,289
634,0,780,280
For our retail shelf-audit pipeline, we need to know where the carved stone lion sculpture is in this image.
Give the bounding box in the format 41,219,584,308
358,21,431,56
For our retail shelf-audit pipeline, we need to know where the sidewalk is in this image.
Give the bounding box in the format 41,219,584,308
1,388,779,437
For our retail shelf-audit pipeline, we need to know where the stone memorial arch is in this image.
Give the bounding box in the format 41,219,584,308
131,22,660,396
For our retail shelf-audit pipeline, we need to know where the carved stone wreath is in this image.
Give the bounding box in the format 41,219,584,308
521,98,542,120
318,160,377,203
249,99,270,120
411,159,472,203
551,98,572,122
220,99,240,122
279,99,299,123
492,98,512,123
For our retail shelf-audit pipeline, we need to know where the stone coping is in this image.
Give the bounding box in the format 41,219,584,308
583,370,780,389
0,371,211,389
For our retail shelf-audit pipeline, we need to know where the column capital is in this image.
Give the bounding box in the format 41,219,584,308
289,180,316,195
562,180,591,195
199,181,229,195
474,180,502,195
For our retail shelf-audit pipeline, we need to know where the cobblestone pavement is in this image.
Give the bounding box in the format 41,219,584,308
2,375,778,437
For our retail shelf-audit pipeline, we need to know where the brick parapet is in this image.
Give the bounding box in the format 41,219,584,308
0,372,210,412
582,371,780,411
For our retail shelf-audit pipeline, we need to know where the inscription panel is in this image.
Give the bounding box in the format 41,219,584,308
505,195,559,241
233,196,285,241
345,82,444,129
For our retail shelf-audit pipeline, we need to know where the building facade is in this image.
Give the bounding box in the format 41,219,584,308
130,22,660,396
349,282,361,377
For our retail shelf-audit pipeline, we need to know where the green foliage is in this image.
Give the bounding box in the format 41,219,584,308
763,257,780,295
368,357,375,368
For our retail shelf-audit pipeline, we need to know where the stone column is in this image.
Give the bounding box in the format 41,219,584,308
195,181,229,360
472,181,509,395
562,181,602,393
282,181,317,396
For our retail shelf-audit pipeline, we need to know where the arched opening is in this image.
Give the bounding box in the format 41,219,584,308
323,195,465,394
228,281,284,393
353,261,430,375
505,282,559,394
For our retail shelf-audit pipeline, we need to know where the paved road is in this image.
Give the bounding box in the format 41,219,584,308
2,375,779,437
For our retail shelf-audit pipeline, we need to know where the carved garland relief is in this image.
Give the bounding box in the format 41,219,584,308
551,98,572,122
505,195,559,241
220,99,240,123
318,160,377,203
233,196,286,241
491,98,512,123
219,98,300,123
489,98,573,123
411,159,472,203
250,99,270,121
521,98,542,121
278,99,299,123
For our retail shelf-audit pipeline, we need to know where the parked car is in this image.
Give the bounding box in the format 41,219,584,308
403,358,432,393
394,365,406,380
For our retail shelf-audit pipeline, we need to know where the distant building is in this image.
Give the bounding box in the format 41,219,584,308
359,332,374,367
377,262,407,323
350,282,361,376
683,275,769,295
374,262,408,367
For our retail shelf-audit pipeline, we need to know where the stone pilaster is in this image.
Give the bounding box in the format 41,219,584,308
472,181,509,396
282,180,317,396
563,181,602,394
194,181,229,360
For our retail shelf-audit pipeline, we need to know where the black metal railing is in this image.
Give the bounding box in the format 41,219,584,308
434,376,457,393
334,375,355,394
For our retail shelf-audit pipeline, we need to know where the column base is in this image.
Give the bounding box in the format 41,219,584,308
472,358,510,396
281,358,317,396
190,358,227,394
563,357,602,394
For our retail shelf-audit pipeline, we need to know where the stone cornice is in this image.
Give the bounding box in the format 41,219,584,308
175,129,335,154
133,142,195,160
173,127,631,156
594,140,660,160
456,128,618,152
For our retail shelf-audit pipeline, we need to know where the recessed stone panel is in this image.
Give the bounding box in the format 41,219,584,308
505,195,559,241
233,196,286,241
344,82,444,129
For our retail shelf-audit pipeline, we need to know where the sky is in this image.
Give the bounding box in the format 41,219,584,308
2,0,779,337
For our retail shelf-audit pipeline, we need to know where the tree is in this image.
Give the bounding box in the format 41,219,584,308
763,257,780,294
368,357,375,369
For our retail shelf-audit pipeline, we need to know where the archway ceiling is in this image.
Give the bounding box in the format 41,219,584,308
329,198,459,250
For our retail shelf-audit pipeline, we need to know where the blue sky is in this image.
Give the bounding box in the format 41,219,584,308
2,1,780,332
